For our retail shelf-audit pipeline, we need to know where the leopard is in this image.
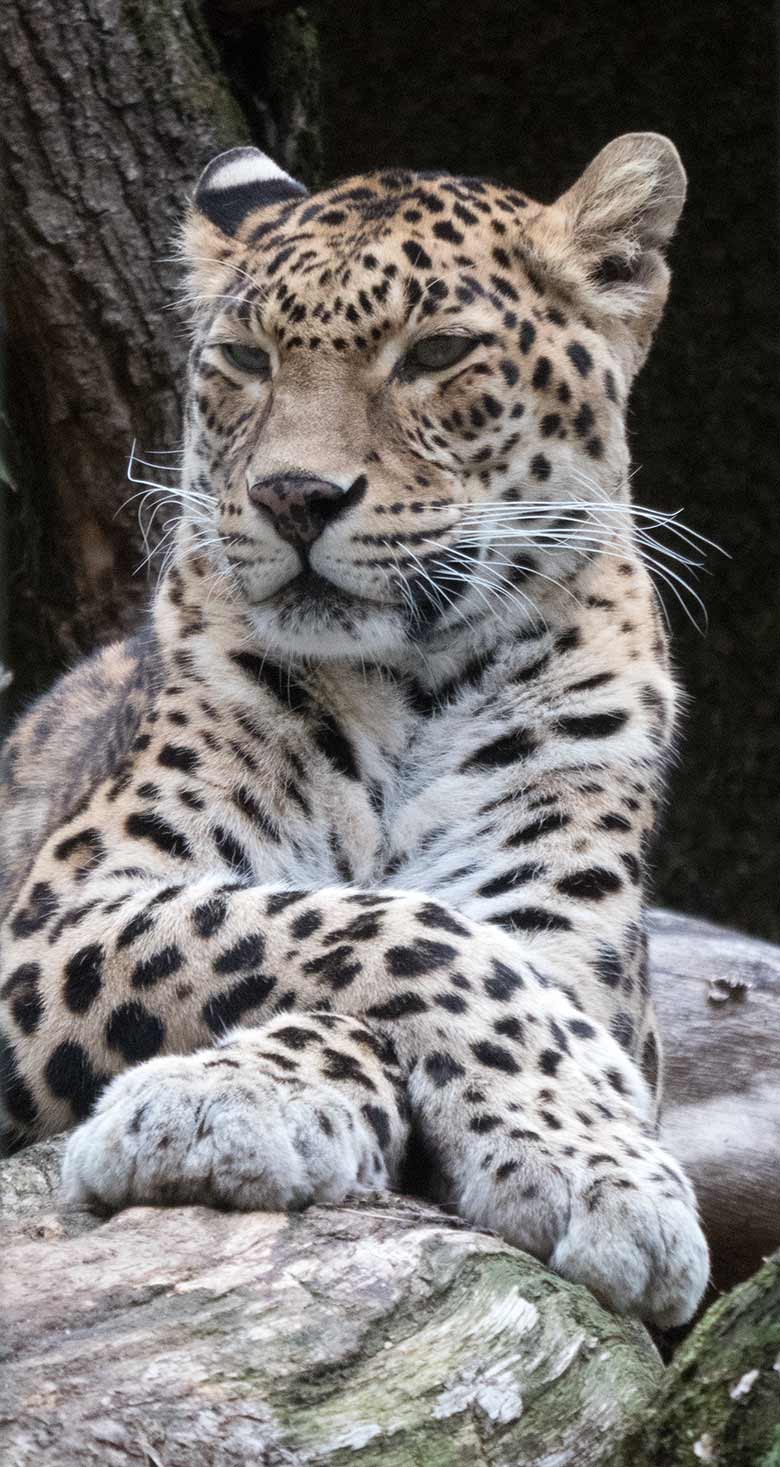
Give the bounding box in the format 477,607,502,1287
0,132,709,1327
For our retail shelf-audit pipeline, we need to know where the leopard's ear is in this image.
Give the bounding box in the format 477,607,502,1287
182,147,308,298
547,133,686,364
193,146,308,237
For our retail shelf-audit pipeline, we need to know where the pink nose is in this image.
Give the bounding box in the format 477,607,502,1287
248,473,366,546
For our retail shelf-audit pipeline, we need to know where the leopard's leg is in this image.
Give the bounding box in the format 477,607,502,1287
2,874,708,1324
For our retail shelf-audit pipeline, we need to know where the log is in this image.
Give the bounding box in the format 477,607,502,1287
649,909,780,1293
0,1138,663,1467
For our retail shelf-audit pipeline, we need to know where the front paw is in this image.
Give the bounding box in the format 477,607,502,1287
61,1052,385,1213
456,1130,708,1327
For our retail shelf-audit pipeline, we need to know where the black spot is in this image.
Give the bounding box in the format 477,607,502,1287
478,864,542,899
557,710,629,739
594,947,625,988
192,893,230,938
471,1039,520,1074
495,1160,518,1181
202,973,276,1033
402,239,433,271
641,1031,659,1089
315,713,359,780
11,882,60,939
567,342,593,376
554,626,581,653
484,959,525,1001
470,1113,501,1133
519,320,536,353
556,868,623,901
266,890,308,916
539,1048,562,1077
568,1018,596,1039
386,939,457,978
490,907,572,933
158,744,200,774
461,726,537,772
435,992,467,1013
273,1025,316,1050
126,811,192,861
322,1047,376,1090
212,825,254,878
291,908,323,940
530,454,551,481
494,1015,524,1040
366,991,429,1020
620,853,642,885
213,932,265,975
53,827,105,875
131,944,185,989
500,359,519,386
44,1041,107,1120
507,811,571,847
106,1001,165,1062
415,902,470,936
600,812,632,832
531,356,551,389
63,943,104,1014
0,1044,38,1127
573,402,595,438
2,962,44,1034
362,1103,392,1149
433,219,463,243
114,909,155,944
424,1051,466,1087
303,945,363,991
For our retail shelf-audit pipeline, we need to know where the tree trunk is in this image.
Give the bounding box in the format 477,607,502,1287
0,0,319,713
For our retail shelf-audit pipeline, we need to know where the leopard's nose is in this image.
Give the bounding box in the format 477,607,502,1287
248,473,367,546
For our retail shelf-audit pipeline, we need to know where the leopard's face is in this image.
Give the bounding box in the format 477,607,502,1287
181,140,684,658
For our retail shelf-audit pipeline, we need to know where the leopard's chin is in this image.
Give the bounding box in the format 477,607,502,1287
244,581,410,661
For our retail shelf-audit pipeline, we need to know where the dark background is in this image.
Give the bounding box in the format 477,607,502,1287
2,0,777,940
314,0,779,941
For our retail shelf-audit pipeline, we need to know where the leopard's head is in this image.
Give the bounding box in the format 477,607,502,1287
179,134,685,658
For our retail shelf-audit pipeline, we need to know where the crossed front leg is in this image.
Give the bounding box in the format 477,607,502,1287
18,878,709,1326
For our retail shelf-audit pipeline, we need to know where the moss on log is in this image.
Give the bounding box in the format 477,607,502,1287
621,1253,780,1466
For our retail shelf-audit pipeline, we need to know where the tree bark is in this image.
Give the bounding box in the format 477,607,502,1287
0,0,320,712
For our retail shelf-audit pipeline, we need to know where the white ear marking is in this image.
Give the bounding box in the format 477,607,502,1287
193,146,307,236
199,148,292,196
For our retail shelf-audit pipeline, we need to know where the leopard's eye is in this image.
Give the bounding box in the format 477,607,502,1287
221,342,271,376
402,334,477,374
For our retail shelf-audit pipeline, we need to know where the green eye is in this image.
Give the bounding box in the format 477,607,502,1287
403,334,477,374
221,342,271,375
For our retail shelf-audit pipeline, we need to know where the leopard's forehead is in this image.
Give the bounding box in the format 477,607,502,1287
218,170,542,311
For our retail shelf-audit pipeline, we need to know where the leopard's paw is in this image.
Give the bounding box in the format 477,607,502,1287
61,1051,385,1213
550,1148,710,1328
458,1129,709,1327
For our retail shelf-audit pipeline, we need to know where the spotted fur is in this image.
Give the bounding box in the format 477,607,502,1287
0,134,708,1325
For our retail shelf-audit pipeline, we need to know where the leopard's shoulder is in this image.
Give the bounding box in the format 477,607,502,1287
0,627,160,925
